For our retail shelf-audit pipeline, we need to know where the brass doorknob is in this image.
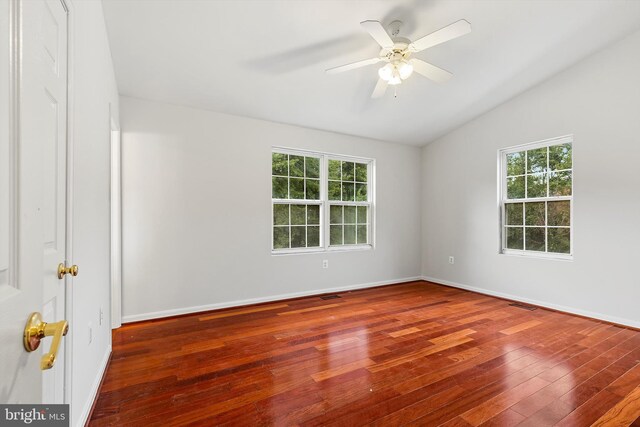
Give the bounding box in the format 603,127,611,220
23,312,69,370
57,263,78,279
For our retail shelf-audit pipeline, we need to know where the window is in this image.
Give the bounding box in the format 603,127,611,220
272,149,374,253
499,136,572,258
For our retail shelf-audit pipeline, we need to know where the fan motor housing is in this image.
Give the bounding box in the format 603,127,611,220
381,43,411,61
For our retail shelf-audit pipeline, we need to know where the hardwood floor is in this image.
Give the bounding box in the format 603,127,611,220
89,281,640,426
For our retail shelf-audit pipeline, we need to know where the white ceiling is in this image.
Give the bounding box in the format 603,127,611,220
102,0,640,146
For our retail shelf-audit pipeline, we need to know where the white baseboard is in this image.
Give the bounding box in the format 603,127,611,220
122,276,423,323
76,344,111,427
421,275,640,329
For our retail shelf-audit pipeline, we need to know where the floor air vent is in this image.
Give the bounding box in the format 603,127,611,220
509,302,537,311
320,294,341,300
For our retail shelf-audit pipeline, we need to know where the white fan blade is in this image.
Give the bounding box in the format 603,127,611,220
326,57,382,74
410,59,452,84
360,20,395,49
371,78,388,98
409,19,471,52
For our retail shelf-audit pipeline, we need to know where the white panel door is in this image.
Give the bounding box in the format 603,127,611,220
38,0,68,404
0,0,69,404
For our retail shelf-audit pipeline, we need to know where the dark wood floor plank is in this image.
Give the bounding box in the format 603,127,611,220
591,385,640,427
88,281,640,426
477,408,526,427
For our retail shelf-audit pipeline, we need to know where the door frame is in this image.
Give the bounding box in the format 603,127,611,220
110,110,122,329
62,0,74,405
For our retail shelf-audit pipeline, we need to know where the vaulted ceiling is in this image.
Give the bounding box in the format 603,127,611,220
102,0,640,145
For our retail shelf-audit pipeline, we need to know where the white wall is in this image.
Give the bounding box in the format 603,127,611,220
120,96,422,321
421,30,640,328
69,1,119,425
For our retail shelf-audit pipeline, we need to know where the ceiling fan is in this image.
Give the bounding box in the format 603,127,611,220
326,19,471,98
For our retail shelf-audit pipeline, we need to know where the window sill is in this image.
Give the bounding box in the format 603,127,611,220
271,245,373,256
500,250,573,262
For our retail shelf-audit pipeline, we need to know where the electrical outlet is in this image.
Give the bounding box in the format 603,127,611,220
322,259,329,269
99,308,103,326
449,256,455,264
88,322,93,344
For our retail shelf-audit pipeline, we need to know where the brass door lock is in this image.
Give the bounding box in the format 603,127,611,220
57,263,78,279
23,312,69,370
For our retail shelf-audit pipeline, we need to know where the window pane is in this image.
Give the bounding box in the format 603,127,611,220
307,226,320,247
307,205,320,225
527,173,547,198
525,227,545,251
273,204,289,225
342,162,355,181
506,152,525,176
272,153,288,176
305,157,320,178
289,155,304,177
505,203,523,225
342,183,355,201
549,171,572,196
527,148,547,174
344,206,356,224
548,228,570,254
505,227,523,250
548,201,570,226
290,178,305,199
357,225,368,244
507,176,525,199
291,226,306,248
330,225,342,245
355,183,367,201
291,205,306,225
273,227,289,249
328,160,341,180
549,143,571,171
272,177,288,199
356,163,367,182
525,202,545,226
306,179,320,200
357,206,368,224
328,181,341,200
344,225,356,244
330,205,342,224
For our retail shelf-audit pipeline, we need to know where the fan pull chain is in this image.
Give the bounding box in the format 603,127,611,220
394,86,398,98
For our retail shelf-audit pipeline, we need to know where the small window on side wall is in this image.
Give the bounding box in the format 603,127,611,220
499,136,572,259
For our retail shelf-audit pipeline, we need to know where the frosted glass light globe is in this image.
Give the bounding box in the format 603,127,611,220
398,61,413,80
388,70,402,85
378,63,394,81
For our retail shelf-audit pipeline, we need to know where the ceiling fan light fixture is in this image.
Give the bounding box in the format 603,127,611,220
379,63,404,85
326,18,471,99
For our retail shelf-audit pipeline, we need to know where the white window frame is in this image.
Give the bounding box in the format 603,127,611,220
271,147,375,255
498,135,573,261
